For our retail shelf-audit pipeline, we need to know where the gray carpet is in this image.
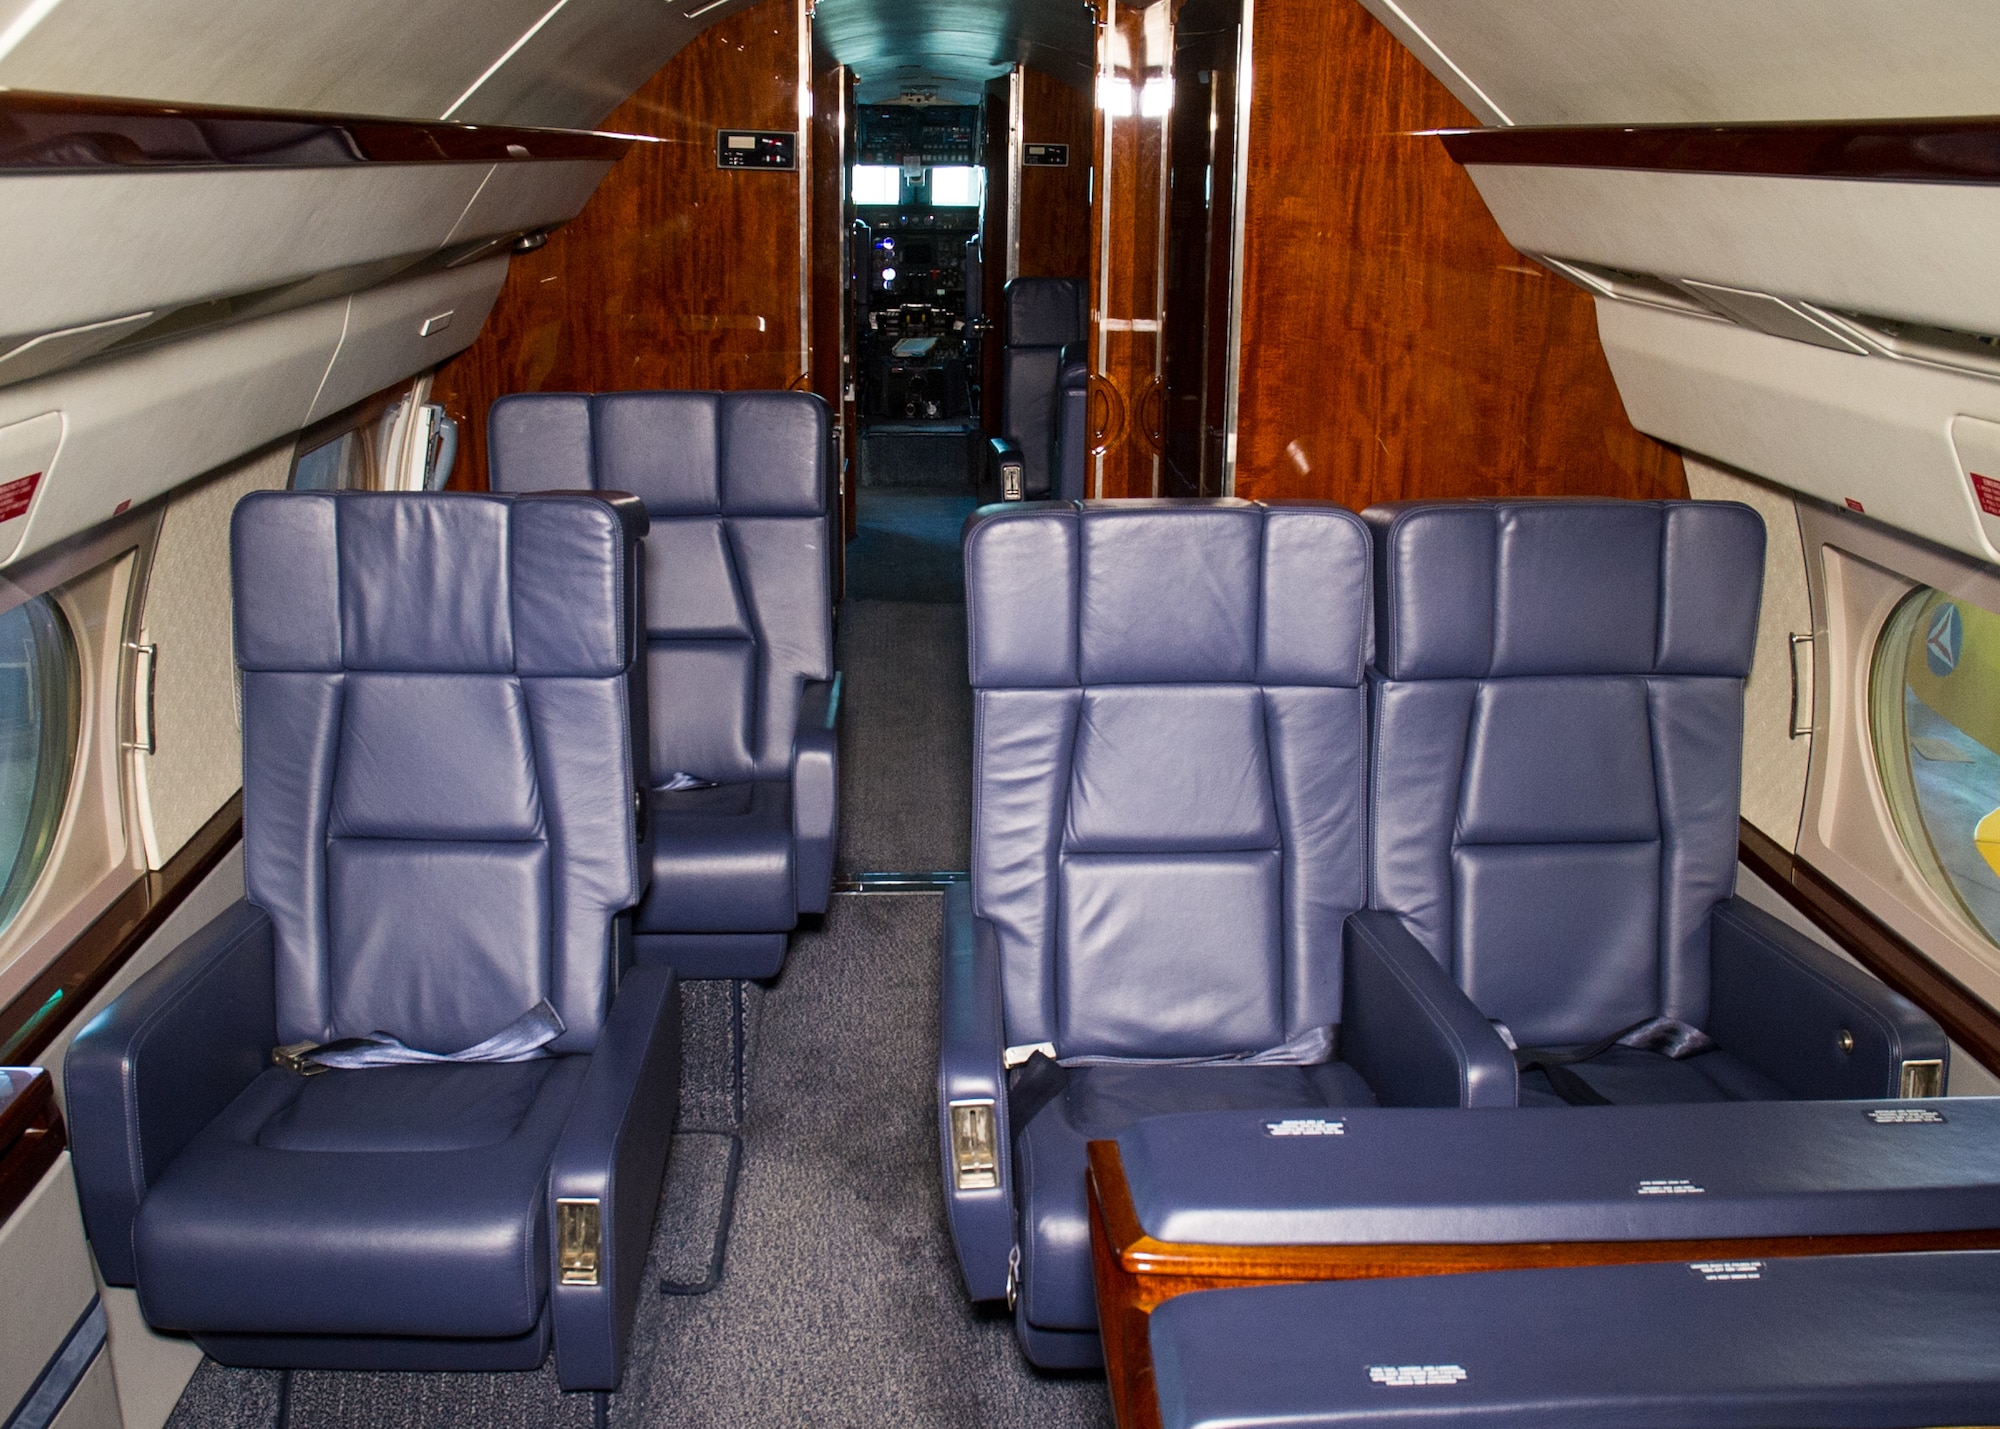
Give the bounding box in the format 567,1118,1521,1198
843,490,980,605
859,431,977,489
833,601,972,878
610,893,1112,1429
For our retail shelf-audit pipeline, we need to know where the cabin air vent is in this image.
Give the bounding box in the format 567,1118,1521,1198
1535,257,1722,321
1819,311,2000,383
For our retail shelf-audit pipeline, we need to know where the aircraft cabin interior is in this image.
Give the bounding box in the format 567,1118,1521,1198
8,2,2000,1427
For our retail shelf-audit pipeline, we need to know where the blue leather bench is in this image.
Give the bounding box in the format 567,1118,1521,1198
1094,1099,2000,1423
1148,1250,2000,1428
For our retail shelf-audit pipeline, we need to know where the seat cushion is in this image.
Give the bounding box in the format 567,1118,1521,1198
1518,1046,1790,1108
1015,1062,1377,1333
133,1058,587,1339
638,781,795,933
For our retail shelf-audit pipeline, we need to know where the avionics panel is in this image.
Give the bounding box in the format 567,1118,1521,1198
857,105,978,165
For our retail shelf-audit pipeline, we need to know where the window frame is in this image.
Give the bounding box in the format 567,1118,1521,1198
1798,498,2000,1017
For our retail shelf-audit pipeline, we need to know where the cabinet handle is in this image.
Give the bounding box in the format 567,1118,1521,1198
1788,631,1814,739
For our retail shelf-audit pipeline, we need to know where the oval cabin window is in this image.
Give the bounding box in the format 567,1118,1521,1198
0,595,80,935
1872,586,2000,948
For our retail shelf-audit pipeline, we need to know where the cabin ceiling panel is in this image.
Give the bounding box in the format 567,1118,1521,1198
815,0,1091,96
1357,0,2000,126
0,0,764,126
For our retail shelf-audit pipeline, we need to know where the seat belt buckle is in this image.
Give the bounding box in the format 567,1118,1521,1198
272,1041,330,1076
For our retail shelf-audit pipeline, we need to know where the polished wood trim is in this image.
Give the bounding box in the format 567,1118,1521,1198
1016,68,1093,284
0,1068,66,1226
1439,117,2000,185
1739,818,2000,1076
1229,0,1685,508
1089,1138,2000,1429
0,89,645,173
433,0,810,491
0,793,241,1066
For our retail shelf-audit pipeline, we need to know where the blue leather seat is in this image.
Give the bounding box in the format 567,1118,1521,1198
1363,499,1945,1105
1150,1251,2000,1429
1052,344,1088,501
941,500,1515,1368
988,278,1085,501
66,492,677,1389
489,390,839,979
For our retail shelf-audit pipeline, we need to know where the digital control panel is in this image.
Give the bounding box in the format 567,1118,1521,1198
856,105,978,164
715,130,796,169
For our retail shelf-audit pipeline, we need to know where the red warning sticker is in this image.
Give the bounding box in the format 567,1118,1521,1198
1845,497,1866,514
1972,471,2000,520
0,471,41,524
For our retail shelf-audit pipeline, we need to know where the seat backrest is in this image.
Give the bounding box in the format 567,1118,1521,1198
488,390,833,787
1054,344,1089,502
1363,499,1764,1047
1001,278,1086,499
965,500,1373,1060
233,490,648,1055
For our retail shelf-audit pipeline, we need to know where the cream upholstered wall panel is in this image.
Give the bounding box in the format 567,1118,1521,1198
1683,455,1813,850
132,442,293,868
1353,0,2000,127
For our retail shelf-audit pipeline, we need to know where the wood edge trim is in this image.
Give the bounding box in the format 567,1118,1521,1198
1087,1138,1150,1265
0,791,242,1066
0,89,650,171
1738,818,2000,1076
1102,1225,2000,1285
1088,1142,1161,1429
0,1066,65,1224
1436,117,2000,185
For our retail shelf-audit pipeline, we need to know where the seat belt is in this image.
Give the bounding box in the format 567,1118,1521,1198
1007,1050,1070,1133
1507,1016,1715,1107
273,1000,566,1074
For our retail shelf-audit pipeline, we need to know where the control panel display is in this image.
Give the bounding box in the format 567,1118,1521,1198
715,130,796,169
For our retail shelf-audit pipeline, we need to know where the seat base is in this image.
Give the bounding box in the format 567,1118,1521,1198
635,932,788,980
1518,1045,1789,1107
197,1317,550,1374
1014,1061,1377,1360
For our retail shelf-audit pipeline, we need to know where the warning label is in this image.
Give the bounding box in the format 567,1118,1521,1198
1369,1364,1467,1387
1636,1178,1705,1196
1265,1118,1344,1137
1689,1260,1764,1282
1971,472,2000,519
0,471,41,523
1867,1107,1946,1124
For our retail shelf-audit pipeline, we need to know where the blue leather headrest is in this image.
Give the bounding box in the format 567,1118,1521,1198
1004,277,1086,348
1362,499,1763,680
489,390,828,518
964,500,1372,688
233,491,646,677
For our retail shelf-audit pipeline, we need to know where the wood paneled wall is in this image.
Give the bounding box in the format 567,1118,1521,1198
1017,67,1093,282
434,0,808,490
1227,0,1685,507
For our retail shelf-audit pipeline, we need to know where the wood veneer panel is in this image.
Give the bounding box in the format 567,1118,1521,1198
1088,1139,2000,1429
1440,117,2000,184
0,1069,64,1226
1016,68,1093,283
434,0,809,491
1229,0,1685,508
809,51,852,570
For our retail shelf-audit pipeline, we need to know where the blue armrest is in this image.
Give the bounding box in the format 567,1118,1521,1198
64,899,276,1285
793,675,840,916
937,881,1014,1301
1341,910,1516,1108
549,962,681,1392
1707,896,1947,1100
987,437,1026,502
